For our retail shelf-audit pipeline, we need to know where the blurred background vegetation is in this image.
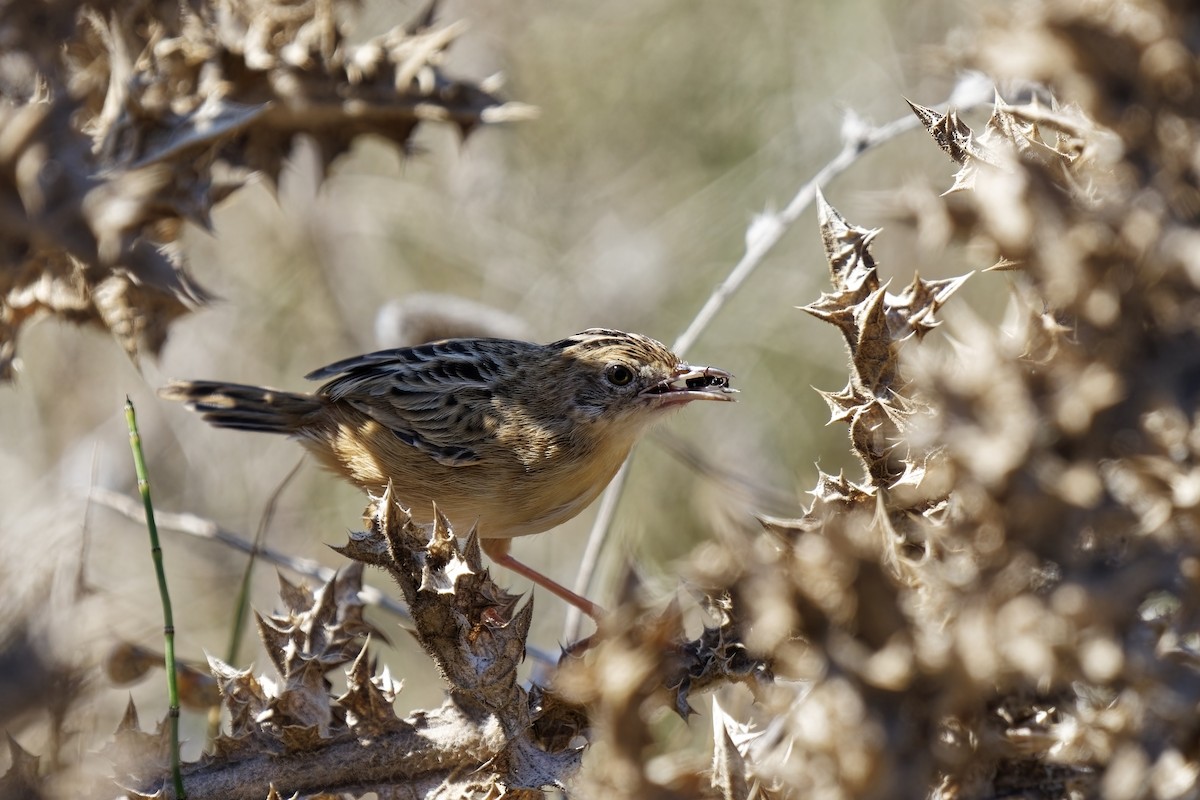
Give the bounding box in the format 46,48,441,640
1,0,979,758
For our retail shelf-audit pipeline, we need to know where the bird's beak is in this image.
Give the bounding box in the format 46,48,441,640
641,364,737,406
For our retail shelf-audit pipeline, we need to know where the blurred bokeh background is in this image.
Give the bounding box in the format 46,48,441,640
1,0,981,756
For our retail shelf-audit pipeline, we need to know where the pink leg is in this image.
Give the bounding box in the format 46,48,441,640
482,538,605,620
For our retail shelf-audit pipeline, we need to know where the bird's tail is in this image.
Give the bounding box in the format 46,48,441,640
159,380,325,435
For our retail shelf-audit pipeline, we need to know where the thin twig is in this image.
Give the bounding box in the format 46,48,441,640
562,87,993,642
209,456,305,742
560,460,632,640
93,487,379,603
672,116,909,359
228,457,305,667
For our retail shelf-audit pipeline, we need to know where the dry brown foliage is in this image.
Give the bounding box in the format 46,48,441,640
665,1,1200,797
3,0,1200,798
0,0,528,380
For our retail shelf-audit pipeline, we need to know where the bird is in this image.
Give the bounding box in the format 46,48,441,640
160,328,736,618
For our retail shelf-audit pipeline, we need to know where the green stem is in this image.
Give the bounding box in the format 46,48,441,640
125,397,186,800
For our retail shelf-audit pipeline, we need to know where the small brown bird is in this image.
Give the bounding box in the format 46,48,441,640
161,328,735,618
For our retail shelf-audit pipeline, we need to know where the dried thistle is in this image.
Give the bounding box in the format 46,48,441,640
0,0,531,380
690,0,1200,797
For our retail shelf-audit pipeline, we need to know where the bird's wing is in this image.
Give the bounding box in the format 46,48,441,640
307,339,517,468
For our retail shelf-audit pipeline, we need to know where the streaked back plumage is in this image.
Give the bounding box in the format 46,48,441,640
161,328,723,538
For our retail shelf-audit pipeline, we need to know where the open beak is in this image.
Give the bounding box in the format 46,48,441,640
641,364,737,406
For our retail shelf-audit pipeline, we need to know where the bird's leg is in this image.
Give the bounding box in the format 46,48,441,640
481,538,605,620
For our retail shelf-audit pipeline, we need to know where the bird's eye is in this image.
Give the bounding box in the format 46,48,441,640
605,364,635,386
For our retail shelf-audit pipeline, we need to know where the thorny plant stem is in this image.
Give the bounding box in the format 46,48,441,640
562,90,990,643
89,487,586,670
125,398,187,800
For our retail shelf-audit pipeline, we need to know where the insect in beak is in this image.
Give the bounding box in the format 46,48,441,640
641,365,737,405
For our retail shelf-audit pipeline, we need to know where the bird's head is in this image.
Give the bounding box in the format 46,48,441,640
549,328,736,428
